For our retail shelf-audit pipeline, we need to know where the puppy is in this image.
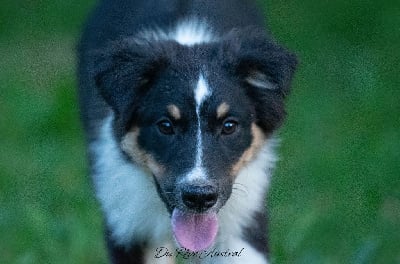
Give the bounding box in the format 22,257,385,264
78,0,297,263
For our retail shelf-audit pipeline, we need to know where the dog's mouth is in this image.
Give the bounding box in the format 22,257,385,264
171,208,218,252
152,175,221,251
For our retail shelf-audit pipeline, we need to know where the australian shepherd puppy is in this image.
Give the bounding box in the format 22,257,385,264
78,0,297,263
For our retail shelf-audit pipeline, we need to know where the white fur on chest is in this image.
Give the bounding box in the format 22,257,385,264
212,142,276,264
138,18,216,46
91,114,172,247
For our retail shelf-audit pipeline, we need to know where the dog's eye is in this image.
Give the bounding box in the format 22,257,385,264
157,120,174,135
222,120,238,135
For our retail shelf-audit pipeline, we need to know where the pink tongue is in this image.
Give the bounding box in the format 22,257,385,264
171,209,218,252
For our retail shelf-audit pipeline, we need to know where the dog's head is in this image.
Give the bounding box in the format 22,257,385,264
93,27,297,251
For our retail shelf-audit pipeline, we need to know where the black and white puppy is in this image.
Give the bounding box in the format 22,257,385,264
78,0,297,263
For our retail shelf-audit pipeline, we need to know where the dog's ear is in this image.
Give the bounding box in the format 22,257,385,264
91,39,173,116
222,27,298,97
221,28,298,132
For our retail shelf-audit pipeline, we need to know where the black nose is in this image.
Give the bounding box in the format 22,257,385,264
181,185,218,211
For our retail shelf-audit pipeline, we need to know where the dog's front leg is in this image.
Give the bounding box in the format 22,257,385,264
106,239,146,264
106,236,176,264
145,244,176,264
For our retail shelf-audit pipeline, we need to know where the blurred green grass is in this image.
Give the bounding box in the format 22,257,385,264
0,0,399,263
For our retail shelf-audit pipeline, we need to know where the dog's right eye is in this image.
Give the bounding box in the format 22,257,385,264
157,120,175,135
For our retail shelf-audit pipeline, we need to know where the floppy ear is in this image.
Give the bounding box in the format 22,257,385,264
222,27,297,96
221,27,298,132
91,38,173,116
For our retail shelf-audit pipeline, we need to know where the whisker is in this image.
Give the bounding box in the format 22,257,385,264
232,183,248,197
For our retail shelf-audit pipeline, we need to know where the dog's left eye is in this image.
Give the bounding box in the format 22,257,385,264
222,120,238,135
157,120,175,135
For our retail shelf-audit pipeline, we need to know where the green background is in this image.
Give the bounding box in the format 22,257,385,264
0,0,399,263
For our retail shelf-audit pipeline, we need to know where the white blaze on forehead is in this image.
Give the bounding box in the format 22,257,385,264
185,74,212,182
195,74,211,107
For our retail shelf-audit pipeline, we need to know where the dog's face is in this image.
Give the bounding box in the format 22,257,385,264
118,64,259,213
93,28,296,249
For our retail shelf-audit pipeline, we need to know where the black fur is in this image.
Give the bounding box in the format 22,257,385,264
78,0,266,136
106,230,146,264
220,28,297,133
242,210,270,256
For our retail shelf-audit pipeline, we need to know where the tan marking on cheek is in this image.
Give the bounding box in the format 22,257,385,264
231,123,265,176
121,128,165,176
216,102,230,119
167,104,181,120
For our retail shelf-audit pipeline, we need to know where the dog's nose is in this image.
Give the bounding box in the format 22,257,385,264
181,185,218,211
